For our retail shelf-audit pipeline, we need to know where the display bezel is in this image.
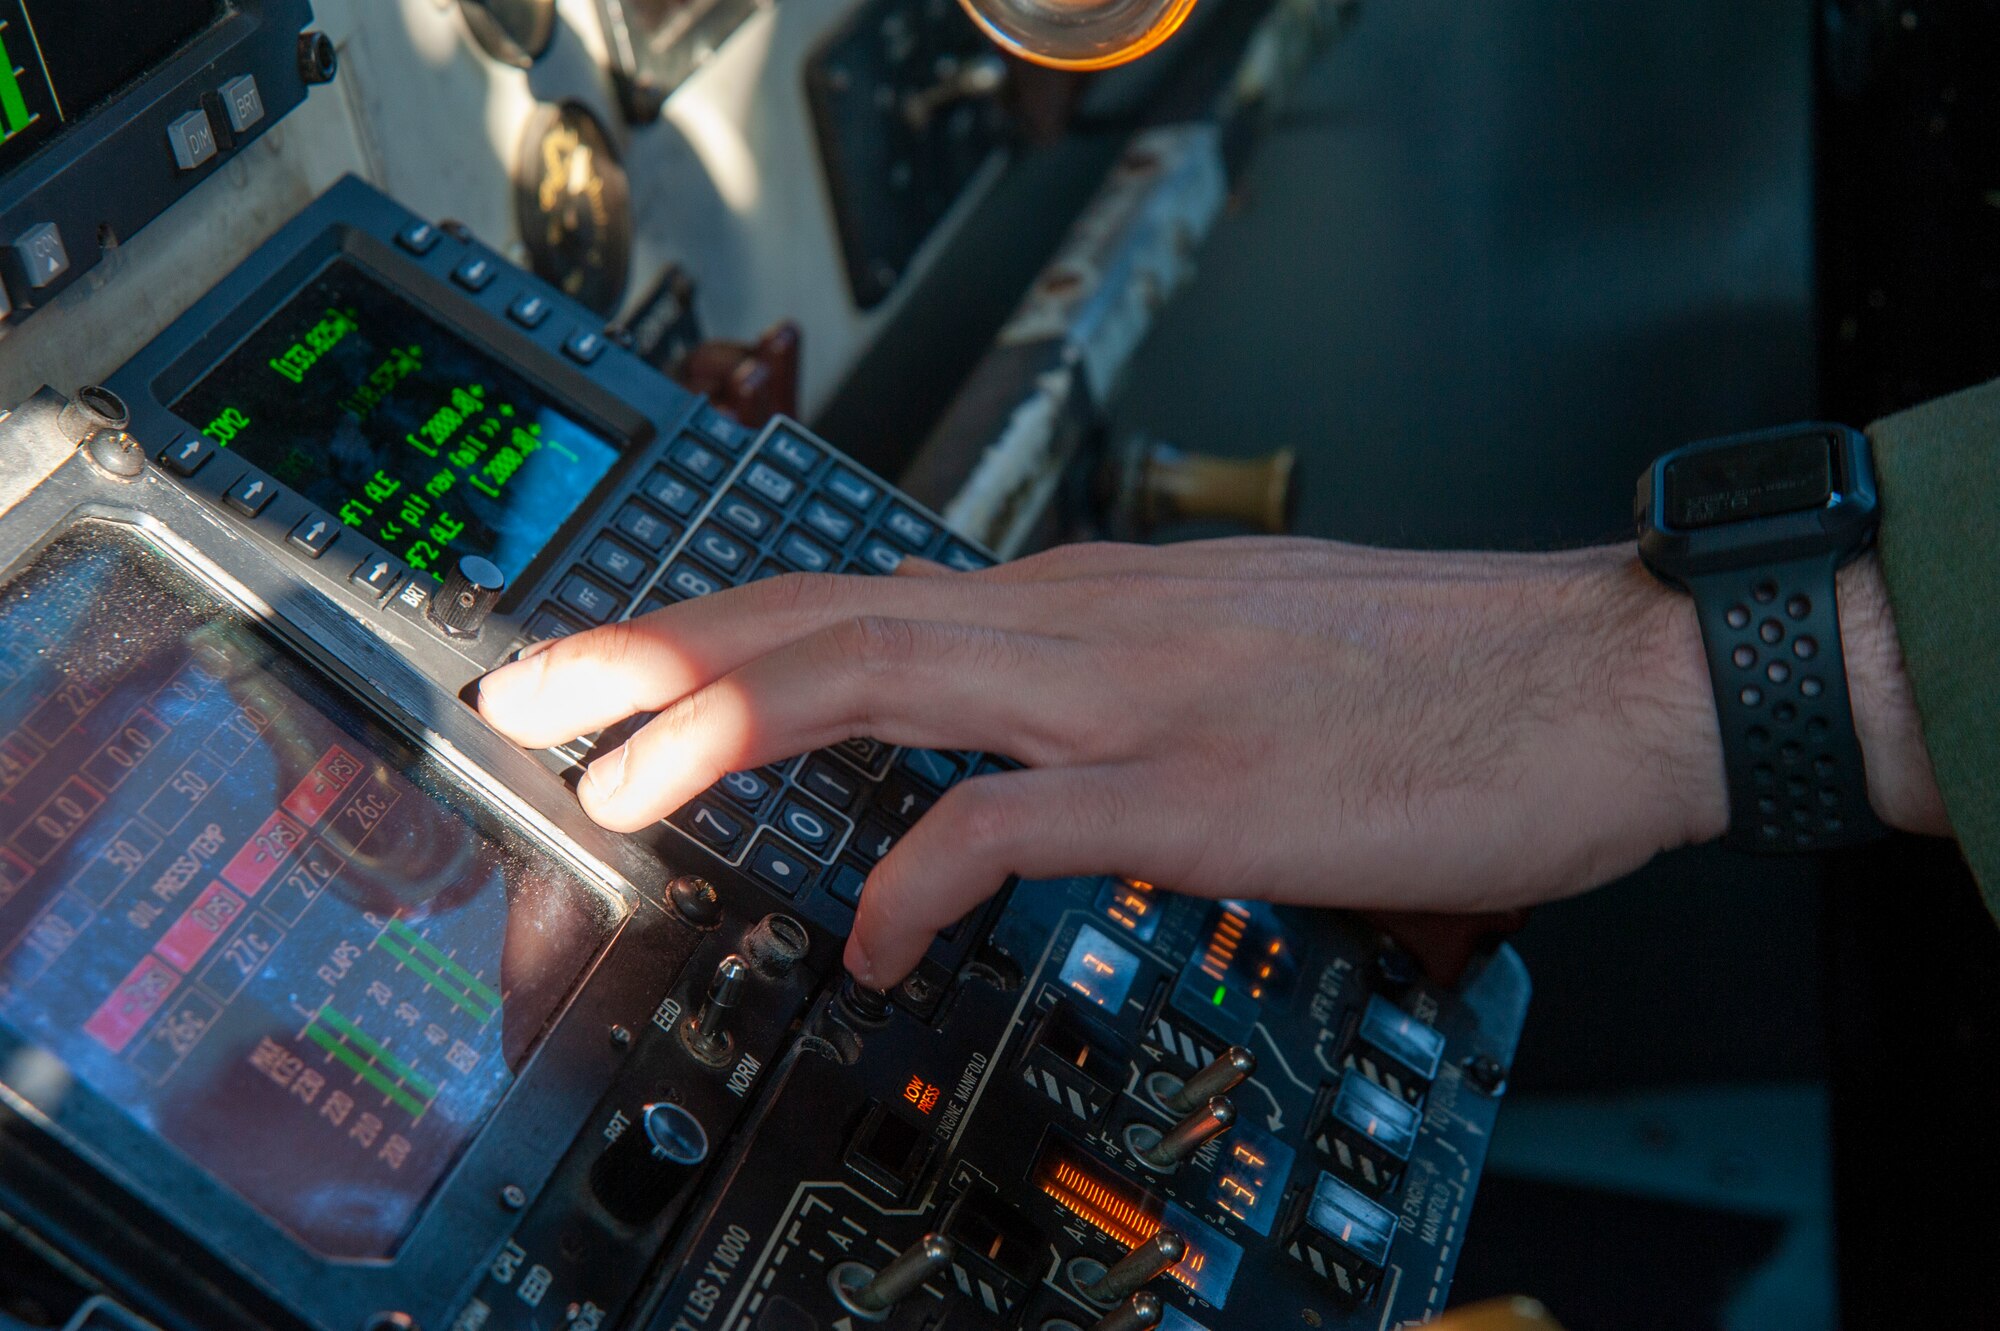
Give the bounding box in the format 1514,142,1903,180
0,446,676,1329
131,225,656,615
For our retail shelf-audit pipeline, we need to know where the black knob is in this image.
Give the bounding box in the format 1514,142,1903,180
591,1100,710,1223
428,554,505,637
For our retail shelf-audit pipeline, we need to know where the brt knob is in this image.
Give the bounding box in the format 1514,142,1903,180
590,1099,711,1223
427,554,505,637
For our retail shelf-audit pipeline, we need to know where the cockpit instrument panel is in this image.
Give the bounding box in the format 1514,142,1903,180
0,176,1528,1331
0,0,315,326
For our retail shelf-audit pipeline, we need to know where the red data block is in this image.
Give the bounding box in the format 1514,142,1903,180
153,880,248,972
85,954,181,1054
219,809,308,896
280,745,365,826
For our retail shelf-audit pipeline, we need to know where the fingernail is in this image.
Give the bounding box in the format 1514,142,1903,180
583,744,629,802
515,638,559,662
844,938,876,990
478,649,546,716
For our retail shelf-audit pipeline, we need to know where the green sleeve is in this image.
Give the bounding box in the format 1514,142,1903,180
1866,380,2000,908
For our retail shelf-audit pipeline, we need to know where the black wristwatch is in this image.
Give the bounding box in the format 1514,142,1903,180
1635,423,1886,853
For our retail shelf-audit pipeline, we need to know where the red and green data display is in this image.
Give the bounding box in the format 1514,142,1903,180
173,259,622,584
0,524,618,1258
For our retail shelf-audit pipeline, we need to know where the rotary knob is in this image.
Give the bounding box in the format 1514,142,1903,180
427,554,505,637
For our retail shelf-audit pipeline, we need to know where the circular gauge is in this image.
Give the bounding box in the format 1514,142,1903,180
459,0,558,68
514,102,634,317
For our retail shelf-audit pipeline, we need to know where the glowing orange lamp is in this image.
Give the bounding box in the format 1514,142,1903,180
958,0,1201,70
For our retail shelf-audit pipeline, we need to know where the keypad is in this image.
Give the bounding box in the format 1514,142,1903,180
557,572,621,623
661,560,723,601
764,430,824,475
748,835,816,896
587,536,649,588
688,526,751,575
716,492,777,541
614,501,678,552
776,530,835,573
641,469,705,517
516,417,997,933
669,436,729,485
775,796,848,855
855,537,903,575
881,505,936,551
824,467,880,513
801,497,858,545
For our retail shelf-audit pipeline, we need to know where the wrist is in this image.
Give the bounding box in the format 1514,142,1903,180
1836,553,1950,836
1614,552,1731,847
1629,546,1947,845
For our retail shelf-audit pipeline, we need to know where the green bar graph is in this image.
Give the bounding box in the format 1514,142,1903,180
303,1005,436,1119
384,918,501,1019
0,26,32,139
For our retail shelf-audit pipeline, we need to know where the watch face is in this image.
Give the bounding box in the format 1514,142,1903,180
1664,432,1834,530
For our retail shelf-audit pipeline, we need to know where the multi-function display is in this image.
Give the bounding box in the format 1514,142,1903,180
0,0,223,178
0,524,619,1258
174,259,623,584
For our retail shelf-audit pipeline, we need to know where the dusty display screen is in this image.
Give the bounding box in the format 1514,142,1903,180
0,523,621,1257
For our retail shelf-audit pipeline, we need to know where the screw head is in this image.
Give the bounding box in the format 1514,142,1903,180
1464,1054,1507,1093
500,1184,528,1210
669,875,722,929
609,1024,632,1049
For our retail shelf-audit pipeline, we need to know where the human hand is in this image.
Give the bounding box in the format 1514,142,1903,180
477,537,1943,987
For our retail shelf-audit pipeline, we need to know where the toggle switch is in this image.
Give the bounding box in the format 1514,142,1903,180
1088,1292,1164,1331
681,955,748,1065
1159,1046,1256,1115
1135,1096,1235,1170
829,1233,956,1320
1080,1229,1184,1305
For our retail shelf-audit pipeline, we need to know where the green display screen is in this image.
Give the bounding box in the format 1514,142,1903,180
173,259,623,584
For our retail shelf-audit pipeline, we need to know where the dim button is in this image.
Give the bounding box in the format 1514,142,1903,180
168,109,219,171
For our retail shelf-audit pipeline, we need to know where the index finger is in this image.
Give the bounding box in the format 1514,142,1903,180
477,569,1029,748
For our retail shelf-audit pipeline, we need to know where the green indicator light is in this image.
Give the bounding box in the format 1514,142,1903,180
0,28,35,139
1211,984,1228,1007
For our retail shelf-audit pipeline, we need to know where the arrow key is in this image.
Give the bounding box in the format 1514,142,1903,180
288,511,339,559
350,550,402,600
225,472,276,518
158,434,214,478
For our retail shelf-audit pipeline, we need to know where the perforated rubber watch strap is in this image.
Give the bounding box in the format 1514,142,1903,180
1689,553,1885,852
